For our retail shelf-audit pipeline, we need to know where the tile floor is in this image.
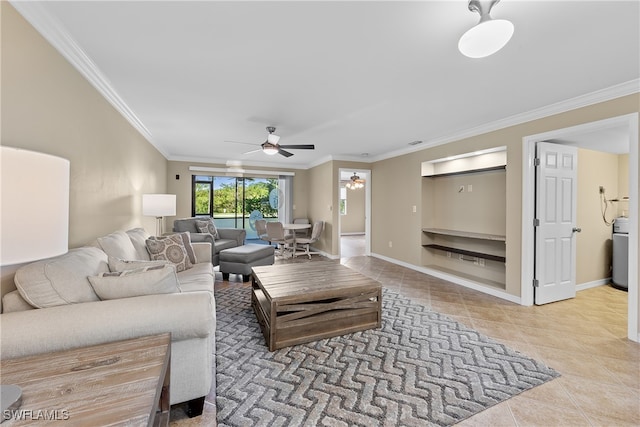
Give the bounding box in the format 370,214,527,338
171,250,639,426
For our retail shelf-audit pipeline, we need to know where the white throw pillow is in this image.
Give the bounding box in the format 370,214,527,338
88,265,180,300
108,257,169,272
97,230,139,261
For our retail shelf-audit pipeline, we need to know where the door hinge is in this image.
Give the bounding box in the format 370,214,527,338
533,218,540,227
533,279,539,288
534,158,541,166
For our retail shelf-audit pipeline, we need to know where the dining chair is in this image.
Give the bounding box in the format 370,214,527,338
266,221,294,257
293,218,310,238
294,221,324,259
255,219,270,244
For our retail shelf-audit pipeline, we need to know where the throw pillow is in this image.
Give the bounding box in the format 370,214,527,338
108,257,169,272
196,219,219,240
145,234,193,272
97,230,139,261
88,265,180,300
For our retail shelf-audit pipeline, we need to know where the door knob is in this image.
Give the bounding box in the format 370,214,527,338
572,227,582,233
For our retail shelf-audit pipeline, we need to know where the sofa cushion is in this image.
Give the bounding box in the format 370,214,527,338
126,228,152,261
177,262,215,293
108,257,169,272
97,231,139,260
213,238,238,254
146,234,193,272
88,265,180,300
14,247,107,308
173,218,199,234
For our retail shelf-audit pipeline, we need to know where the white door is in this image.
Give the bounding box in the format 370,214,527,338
534,142,579,305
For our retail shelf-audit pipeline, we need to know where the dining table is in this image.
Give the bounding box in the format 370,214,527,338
282,223,311,257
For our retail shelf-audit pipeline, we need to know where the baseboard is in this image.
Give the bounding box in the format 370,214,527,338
370,253,521,305
340,232,365,236
576,278,611,291
309,246,340,260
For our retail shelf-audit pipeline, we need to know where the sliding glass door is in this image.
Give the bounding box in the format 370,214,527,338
192,175,284,239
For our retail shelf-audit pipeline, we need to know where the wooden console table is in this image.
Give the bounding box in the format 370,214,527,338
251,261,382,351
0,333,171,426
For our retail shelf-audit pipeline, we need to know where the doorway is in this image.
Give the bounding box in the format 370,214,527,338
521,113,639,342
338,169,371,258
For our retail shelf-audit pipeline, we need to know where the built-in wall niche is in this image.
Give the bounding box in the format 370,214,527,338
421,147,507,290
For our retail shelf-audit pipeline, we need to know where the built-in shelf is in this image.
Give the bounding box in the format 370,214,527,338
422,228,505,242
423,244,506,263
423,165,505,178
424,265,506,290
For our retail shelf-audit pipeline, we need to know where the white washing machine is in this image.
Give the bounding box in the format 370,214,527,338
612,217,628,290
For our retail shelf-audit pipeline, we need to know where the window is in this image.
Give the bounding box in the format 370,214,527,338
193,176,213,216
339,186,347,215
192,175,283,239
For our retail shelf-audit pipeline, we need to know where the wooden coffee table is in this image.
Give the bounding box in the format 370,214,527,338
251,261,382,351
0,333,171,426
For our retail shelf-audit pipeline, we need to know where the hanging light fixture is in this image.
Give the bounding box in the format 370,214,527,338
458,0,514,59
345,172,365,190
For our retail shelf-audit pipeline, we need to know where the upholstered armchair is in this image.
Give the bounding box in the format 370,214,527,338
173,218,246,265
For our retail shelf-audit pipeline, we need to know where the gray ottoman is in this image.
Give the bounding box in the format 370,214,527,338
219,244,275,282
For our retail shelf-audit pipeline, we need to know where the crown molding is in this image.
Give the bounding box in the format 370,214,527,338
370,79,640,163
10,1,168,157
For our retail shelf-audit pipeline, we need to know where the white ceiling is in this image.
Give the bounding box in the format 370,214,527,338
14,1,640,169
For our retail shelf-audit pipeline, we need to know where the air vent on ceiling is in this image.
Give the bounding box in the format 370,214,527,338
408,140,423,146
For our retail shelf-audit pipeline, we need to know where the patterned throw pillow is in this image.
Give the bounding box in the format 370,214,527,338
145,234,193,272
196,219,219,240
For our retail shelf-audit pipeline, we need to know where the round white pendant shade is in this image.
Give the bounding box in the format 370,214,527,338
458,19,514,58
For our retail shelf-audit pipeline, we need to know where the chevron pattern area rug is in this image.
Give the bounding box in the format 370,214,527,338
215,286,559,426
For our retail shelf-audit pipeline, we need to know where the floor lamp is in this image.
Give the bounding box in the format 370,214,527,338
0,146,70,414
142,194,176,237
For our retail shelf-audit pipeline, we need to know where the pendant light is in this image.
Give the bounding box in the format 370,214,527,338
458,0,514,59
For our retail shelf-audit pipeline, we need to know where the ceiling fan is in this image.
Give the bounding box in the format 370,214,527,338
228,127,315,158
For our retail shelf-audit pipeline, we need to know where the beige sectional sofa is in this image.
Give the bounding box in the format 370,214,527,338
0,227,215,417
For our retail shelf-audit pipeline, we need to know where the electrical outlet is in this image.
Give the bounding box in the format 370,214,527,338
412,205,417,213
388,241,393,248
467,184,473,192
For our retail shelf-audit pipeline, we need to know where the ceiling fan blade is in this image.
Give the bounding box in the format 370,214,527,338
278,148,294,157
243,148,262,155
225,140,258,146
278,144,315,150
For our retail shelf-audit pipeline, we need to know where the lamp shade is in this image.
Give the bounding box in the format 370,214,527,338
142,194,176,217
458,18,514,58
1,147,70,265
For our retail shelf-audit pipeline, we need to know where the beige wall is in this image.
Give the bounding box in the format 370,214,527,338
576,148,620,284
1,3,167,296
340,185,365,234
372,93,639,299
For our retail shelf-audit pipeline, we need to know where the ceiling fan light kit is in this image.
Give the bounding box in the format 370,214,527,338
262,142,280,155
458,0,514,59
346,172,365,190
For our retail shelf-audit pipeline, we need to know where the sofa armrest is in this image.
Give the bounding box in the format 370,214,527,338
217,228,246,246
191,242,212,264
0,291,214,360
